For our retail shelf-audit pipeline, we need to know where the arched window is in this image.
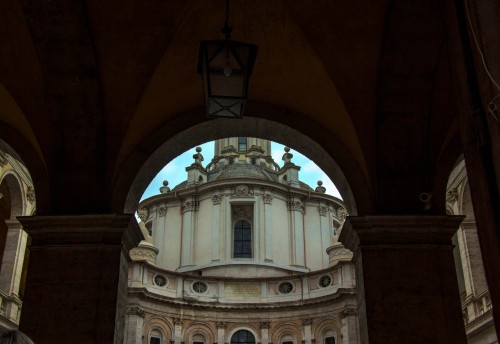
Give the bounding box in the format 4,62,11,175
192,333,206,344
231,330,255,344
324,337,335,344
238,137,247,152
234,220,252,258
149,329,164,344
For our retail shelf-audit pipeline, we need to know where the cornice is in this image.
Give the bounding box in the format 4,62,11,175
128,287,357,312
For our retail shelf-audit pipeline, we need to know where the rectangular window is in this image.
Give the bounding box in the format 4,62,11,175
238,137,247,152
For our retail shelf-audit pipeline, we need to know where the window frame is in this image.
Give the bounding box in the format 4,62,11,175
233,219,252,258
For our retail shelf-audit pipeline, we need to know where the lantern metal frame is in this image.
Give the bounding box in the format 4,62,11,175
197,0,258,118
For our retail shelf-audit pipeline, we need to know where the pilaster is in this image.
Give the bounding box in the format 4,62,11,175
17,214,143,344
340,215,467,343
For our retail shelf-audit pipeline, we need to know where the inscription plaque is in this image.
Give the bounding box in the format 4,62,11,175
224,282,261,298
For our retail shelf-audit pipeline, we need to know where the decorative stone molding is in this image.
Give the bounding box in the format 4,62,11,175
217,321,226,329
174,318,183,326
263,193,273,204
337,207,348,222
126,306,145,318
129,241,159,264
182,201,199,213
233,206,252,220
212,194,223,205
341,308,358,317
260,322,270,329
157,206,167,217
318,206,328,216
0,150,8,167
137,207,149,221
326,243,353,267
287,200,304,213
231,184,254,198
303,318,312,326
27,186,36,204
446,188,459,204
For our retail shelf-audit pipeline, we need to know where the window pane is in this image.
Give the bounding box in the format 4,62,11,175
150,337,161,344
324,337,335,344
231,330,255,344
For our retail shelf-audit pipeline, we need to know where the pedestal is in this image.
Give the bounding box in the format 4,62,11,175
340,215,467,343
17,214,143,344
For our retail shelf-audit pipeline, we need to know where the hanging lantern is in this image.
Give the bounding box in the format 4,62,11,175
198,1,258,118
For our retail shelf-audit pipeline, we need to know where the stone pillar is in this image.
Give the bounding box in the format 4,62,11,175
216,322,226,344
154,204,167,264
340,308,359,344
303,319,312,344
17,214,143,344
0,220,28,296
181,198,198,267
260,322,269,344
318,205,330,267
124,306,145,344
173,318,183,344
340,215,467,343
212,193,223,261
263,192,273,262
288,198,305,267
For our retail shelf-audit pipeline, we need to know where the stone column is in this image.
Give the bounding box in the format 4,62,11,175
154,204,167,264
340,215,467,343
260,322,269,344
173,318,183,344
340,308,359,344
212,193,223,261
181,198,198,267
288,198,305,267
17,214,143,344
124,306,145,344
216,322,226,344
302,319,312,344
263,193,273,262
0,220,28,295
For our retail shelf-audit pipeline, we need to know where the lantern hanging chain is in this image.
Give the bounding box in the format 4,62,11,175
222,0,232,40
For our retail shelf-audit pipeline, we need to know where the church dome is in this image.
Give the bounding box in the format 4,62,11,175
210,163,278,182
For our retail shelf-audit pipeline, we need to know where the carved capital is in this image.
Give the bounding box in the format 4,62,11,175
318,206,328,216
212,194,223,205
287,200,304,213
260,322,269,329
174,318,183,326
157,206,167,217
217,321,226,329
341,308,358,317
303,318,312,326
263,193,273,204
126,306,145,318
182,201,199,213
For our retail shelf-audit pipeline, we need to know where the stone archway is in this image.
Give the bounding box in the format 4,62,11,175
122,116,364,217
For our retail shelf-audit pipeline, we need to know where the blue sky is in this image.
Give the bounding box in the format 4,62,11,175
140,140,342,201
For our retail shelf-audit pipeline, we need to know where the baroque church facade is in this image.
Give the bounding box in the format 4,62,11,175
124,138,497,344
126,138,358,344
